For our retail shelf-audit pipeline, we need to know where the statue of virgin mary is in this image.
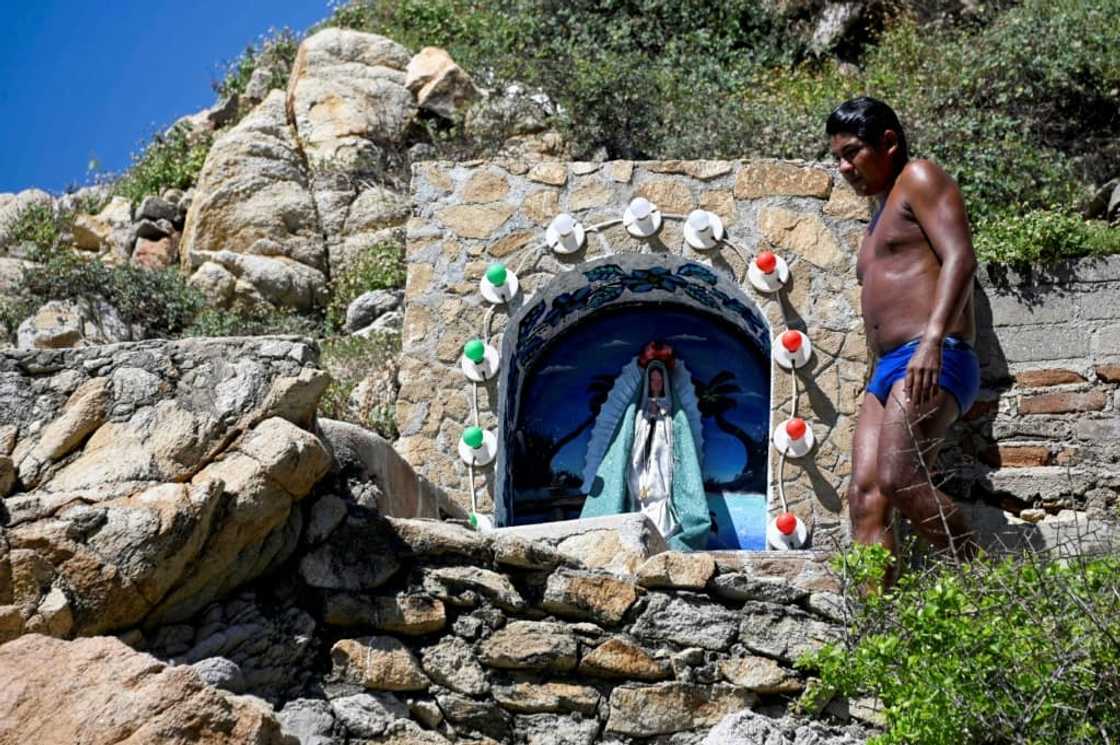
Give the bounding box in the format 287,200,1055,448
579,341,710,550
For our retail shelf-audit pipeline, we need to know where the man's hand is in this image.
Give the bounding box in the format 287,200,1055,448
906,337,942,406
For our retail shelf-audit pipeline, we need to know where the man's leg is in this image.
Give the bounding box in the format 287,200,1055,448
848,394,897,560
876,380,977,560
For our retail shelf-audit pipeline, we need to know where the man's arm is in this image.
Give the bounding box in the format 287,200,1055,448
901,160,978,406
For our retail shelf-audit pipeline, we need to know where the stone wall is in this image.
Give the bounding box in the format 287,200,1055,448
134,512,871,744
955,256,1120,523
399,158,1120,547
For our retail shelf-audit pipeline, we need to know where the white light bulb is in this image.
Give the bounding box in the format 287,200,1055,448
553,213,575,236
630,197,653,220
687,210,711,233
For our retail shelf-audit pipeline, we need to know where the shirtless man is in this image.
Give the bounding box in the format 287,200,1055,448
827,97,980,569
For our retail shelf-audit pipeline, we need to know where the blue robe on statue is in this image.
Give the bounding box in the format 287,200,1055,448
579,358,710,551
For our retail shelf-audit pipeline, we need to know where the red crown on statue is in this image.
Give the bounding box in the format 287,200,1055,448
638,341,676,370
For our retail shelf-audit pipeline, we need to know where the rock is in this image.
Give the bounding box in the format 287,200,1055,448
299,513,401,591
495,513,669,575
388,517,491,559
541,567,639,625
738,602,840,664
479,621,578,672
492,682,600,714
192,656,247,693
636,552,716,590
197,250,328,311
423,566,525,611
631,594,739,651
278,698,335,745
189,260,237,307
758,207,842,268
287,28,416,166
420,636,488,695
720,655,802,694
578,636,671,681
405,47,482,120
345,289,404,333
703,708,868,745
354,310,403,335
71,212,111,251
605,682,756,737
331,636,430,691
137,195,180,223
435,692,511,740
810,1,863,54
17,297,136,349
710,573,810,604
181,90,326,310
516,713,602,745
306,493,348,544
131,234,179,270
331,692,409,738
371,721,454,744
0,455,14,497
493,534,565,570
435,203,516,239
327,592,446,634
135,217,174,240
0,635,294,744
1,338,333,638
734,161,832,199
316,419,455,520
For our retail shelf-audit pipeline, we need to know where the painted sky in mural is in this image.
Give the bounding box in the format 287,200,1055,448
513,303,771,496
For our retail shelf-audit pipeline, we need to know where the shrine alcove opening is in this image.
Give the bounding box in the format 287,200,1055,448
493,256,773,550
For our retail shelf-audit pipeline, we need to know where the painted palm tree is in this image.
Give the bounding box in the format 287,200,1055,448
545,373,617,469
693,370,762,478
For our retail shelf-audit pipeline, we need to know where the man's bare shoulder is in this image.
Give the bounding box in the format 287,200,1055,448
896,159,958,199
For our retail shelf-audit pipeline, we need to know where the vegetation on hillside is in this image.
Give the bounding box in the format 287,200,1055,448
316,0,1119,264
801,542,1120,744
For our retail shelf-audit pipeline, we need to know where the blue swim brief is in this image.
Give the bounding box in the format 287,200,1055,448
866,336,980,416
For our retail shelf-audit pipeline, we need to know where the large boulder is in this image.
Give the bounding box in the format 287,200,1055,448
405,47,481,120
0,634,296,745
286,28,417,167
180,90,327,311
0,337,331,640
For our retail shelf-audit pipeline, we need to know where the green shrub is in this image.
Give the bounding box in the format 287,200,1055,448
1,202,61,250
112,124,212,205
801,543,1120,744
185,304,326,338
18,246,204,338
325,240,406,333
973,209,1120,265
319,332,401,439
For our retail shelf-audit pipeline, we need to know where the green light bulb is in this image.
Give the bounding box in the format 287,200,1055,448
486,263,508,287
463,426,484,449
464,339,486,364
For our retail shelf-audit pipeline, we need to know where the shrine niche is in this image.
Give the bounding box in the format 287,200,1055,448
494,256,772,550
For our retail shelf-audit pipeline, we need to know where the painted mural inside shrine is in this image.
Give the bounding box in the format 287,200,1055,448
495,257,773,550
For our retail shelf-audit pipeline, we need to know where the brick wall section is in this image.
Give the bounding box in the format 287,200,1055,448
955,257,1120,517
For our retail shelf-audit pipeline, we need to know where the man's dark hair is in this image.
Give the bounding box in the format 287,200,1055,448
826,96,909,163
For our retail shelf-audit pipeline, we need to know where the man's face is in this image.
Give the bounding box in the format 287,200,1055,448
829,131,896,196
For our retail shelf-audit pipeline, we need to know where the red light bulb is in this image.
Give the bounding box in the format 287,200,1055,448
776,512,798,536
781,330,802,353
756,251,777,274
785,417,807,440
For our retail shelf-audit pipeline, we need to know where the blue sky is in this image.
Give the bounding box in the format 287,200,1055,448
0,0,331,194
